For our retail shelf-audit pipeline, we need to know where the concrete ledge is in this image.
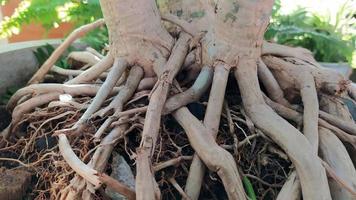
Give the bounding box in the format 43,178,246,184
0,39,86,96
320,62,352,78
0,42,353,96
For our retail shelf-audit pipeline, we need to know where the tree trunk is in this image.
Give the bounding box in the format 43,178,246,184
3,0,356,199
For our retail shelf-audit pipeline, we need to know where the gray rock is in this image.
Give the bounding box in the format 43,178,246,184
320,62,352,78
106,152,135,200
0,39,86,96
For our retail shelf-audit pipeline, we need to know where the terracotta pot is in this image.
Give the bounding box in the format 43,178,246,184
1,0,73,43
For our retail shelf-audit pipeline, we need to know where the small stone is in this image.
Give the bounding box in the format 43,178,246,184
106,153,135,200
0,168,32,200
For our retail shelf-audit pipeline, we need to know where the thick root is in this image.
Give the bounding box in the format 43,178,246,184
262,41,316,65
136,33,190,200
319,127,356,199
163,66,213,115
263,56,348,99
185,63,239,199
66,54,114,84
265,93,356,198
234,59,331,199
62,124,128,199
299,73,319,153
58,134,101,188
257,59,292,108
95,66,144,118
93,66,144,139
173,107,247,200
28,19,105,85
276,171,301,200
3,0,356,199
7,84,119,111
320,94,356,172
67,51,101,66
265,95,356,149
62,66,143,198
50,66,108,79
70,58,128,130
98,173,136,200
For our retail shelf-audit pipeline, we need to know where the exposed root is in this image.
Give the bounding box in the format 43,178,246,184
137,77,157,91
262,41,316,65
27,19,105,85
257,58,292,108
163,66,213,115
319,127,356,199
58,134,101,188
66,54,113,84
67,51,101,67
98,173,136,200
7,84,119,111
68,58,128,132
6,93,61,137
234,59,331,199
86,47,105,59
263,56,348,98
2,0,356,199
95,66,143,117
173,107,247,200
62,124,128,199
50,66,108,79
136,33,190,199
276,171,301,200
168,177,192,200
265,95,356,148
319,119,356,149
185,63,244,200
320,93,356,177
319,110,356,135
299,71,319,153
94,66,144,139
153,156,192,172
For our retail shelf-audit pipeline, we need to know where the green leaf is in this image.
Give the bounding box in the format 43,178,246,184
266,6,355,65
243,176,257,200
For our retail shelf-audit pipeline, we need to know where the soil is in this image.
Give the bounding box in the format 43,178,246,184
0,106,11,132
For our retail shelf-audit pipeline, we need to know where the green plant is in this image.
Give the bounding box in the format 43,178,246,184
266,1,355,65
0,0,107,50
242,176,257,200
0,86,19,105
33,43,74,69
2,0,354,64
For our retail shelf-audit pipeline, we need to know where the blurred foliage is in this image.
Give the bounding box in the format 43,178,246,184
1,0,355,64
0,0,107,50
0,86,18,104
267,0,355,64
33,43,78,69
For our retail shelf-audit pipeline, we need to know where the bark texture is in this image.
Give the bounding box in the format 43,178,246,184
2,0,356,200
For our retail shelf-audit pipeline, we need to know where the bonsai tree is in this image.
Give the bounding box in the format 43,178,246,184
2,0,356,199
